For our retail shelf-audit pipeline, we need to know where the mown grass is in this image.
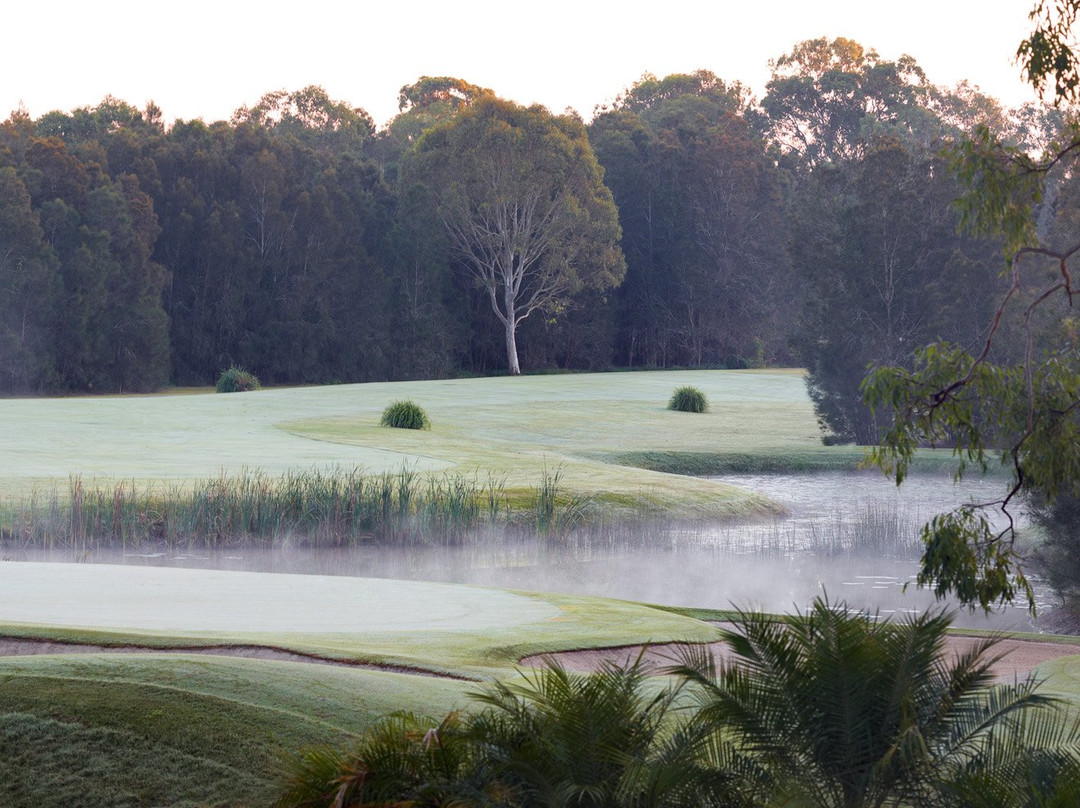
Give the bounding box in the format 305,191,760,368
0,655,471,808
0,366,986,544
0,565,723,677
1,711,261,807
0,368,1021,801
0,369,838,520
0,578,721,806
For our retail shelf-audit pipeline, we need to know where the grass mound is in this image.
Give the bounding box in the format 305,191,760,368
215,366,260,393
380,400,430,430
668,385,708,413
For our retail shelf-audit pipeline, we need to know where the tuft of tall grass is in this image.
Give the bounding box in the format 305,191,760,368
667,385,708,413
533,467,594,538
380,400,430,430
704,501,924,558
0,468,585,551
215,366,260,393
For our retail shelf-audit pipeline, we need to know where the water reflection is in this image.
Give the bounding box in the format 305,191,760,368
6,472,1053,632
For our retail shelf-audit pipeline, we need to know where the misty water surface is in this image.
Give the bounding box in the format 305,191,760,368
18,471,1052,631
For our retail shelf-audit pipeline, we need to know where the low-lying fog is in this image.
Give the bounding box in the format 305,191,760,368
12,472,1051,631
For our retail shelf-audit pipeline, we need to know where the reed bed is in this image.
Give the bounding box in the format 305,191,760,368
704,501,926,558
0,468,585,551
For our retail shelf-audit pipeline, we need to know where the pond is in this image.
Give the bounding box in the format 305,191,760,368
8,471,1053,632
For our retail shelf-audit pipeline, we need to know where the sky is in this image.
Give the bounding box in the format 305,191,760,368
3,1,1045,129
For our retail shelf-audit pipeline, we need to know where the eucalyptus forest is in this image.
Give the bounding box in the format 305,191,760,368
0,38,1072,448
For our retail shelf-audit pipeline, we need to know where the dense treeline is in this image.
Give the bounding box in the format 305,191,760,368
1,41,1071,442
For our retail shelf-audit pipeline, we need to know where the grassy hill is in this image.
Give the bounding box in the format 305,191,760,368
0,369,875,518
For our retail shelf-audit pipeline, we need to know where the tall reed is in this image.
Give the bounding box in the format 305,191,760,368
533,466,594,538
0,468,528,551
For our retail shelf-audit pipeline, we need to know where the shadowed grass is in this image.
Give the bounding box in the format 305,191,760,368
0,711,263,807
0,655,471,808
595,448,990,476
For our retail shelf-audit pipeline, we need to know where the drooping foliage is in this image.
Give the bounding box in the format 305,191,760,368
861,2,1080,611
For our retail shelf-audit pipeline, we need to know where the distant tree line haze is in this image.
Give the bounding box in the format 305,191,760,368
0,56,1060,415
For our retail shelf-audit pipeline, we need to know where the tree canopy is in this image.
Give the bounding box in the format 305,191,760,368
404,96,625,375
590,72,791,369
0,43,1070,431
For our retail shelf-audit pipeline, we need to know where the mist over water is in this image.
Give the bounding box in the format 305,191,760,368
12,472,1052,631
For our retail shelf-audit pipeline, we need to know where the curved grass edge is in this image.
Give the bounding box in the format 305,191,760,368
592,448,1012,477
0,581,721,678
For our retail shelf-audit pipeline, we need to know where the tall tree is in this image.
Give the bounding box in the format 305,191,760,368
798,142,1004,443
590,73,790,368
374,77,493,182
232,86,373,157
404,97,625,375
0,166,58,392
759,37,935,168
863,1,1080,610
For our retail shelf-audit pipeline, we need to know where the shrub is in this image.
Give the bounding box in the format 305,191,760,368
215,366,260,393
668,385,708,413
821,432,855,446
380,400,430,430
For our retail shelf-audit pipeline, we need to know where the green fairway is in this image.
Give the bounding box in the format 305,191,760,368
0,561,721,806
0,562,719,676
0,369,854,515
0,370,1029,805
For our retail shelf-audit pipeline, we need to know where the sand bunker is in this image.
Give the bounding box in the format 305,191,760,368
0,562,559,633
4,562,1076,684
523,633,1080,683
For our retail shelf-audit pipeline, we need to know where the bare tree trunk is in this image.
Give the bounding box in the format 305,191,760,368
505,319,521,375
501,275,522,375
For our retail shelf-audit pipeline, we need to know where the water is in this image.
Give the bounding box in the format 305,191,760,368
6,472,1053,632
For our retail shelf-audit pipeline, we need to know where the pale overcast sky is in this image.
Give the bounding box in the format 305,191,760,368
3,1,1043,128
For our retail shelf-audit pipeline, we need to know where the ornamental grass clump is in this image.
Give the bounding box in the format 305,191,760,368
668,385,708,413
380,400,430,430
215,366,260,393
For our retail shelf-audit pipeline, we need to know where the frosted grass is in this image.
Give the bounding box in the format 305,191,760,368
0,562,560,633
